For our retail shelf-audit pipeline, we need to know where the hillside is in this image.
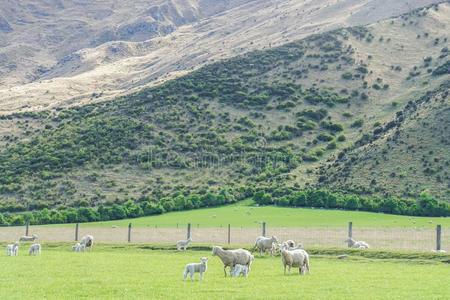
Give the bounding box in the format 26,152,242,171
0,0,443,114
0,2,449,216
318,82,450,199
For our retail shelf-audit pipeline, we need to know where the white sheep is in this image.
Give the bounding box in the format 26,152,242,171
79,235,94,251
231,264,250,277
5,244,14,256
19,234,38,243
212,246,253,277
254,236,278,256
7,242,20,256
183,257,208,281
345,237,370,249
29,243,41,256
72,242,85,252
281,248,310,275
176,238,192,251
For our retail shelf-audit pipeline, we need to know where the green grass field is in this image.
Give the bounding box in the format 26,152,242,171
0,245,449,299
55,201,450,228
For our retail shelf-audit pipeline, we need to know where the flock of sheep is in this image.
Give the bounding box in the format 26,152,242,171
6,231,371,282
180,235,372,281
181,235,319,281
5,234,94,256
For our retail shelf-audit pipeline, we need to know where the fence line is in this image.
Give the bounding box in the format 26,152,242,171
0,222,447,252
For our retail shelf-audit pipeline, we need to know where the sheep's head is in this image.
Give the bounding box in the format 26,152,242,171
32,234,38,238
271,236,278,243
212,246,220,256
200,257,208,263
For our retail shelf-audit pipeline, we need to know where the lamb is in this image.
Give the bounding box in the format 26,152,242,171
254,236,278,256
72,243,85,252
79,235,94,251
19,234,38,243
29,243,41,256
281,248,310,275
345,238,370,249
176,238,192,251
212,246,253,277
183,257,208,281
7,242,20,256
231,264,250,277
6,244,14,256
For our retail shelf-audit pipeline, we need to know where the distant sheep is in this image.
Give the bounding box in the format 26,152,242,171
281,248,310,275
29,243,41,256
72,243,85,252
231,264,250,277
80,235,94,251
177,238,192,251
19,234,38,243
254,236,278,256
345,238,370,249
212,246,253,276
6,242,19,256
6,243,16,256
183,257,208,281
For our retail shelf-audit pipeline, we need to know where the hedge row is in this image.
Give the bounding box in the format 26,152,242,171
1,188,448,226
253,189,450,217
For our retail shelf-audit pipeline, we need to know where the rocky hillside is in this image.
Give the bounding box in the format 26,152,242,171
0,0,443,114
0,2,449,213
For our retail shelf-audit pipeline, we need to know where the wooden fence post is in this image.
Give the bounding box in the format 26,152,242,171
187,223,191,239
228,224,231,244
262,222,266,237
347,222,353,247
436,225,442,251
75,223,79,241
128,223,132,243
25,221,29,236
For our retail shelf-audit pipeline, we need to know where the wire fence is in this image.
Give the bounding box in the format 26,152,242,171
0,222,447,252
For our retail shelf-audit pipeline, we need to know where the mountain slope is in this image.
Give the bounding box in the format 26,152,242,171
0,2,449,213
317,82,450,199
0,0,444,114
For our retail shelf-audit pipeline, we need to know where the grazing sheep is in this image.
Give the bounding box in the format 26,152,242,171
212,246,253,277
231,264,250,277
176,238,192,251
19,234,38,243
254,236,278,256
281,248,310,275
79,235,94,251
345,238,370,249
29,243,41,256
183,257,208,281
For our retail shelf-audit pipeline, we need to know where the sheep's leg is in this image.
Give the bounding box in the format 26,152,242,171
224,266,228,277
200,272,203,281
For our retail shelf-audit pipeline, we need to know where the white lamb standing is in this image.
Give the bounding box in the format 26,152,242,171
345,238,370,249
29,243,41,256
9,242,19,256
183,257,208,281
5,243,15,256
231,264,250,277
177,238,192,251
281,248,310,275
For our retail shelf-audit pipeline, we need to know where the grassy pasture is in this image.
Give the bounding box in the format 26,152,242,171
0,245,449,299
53,201,450,228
